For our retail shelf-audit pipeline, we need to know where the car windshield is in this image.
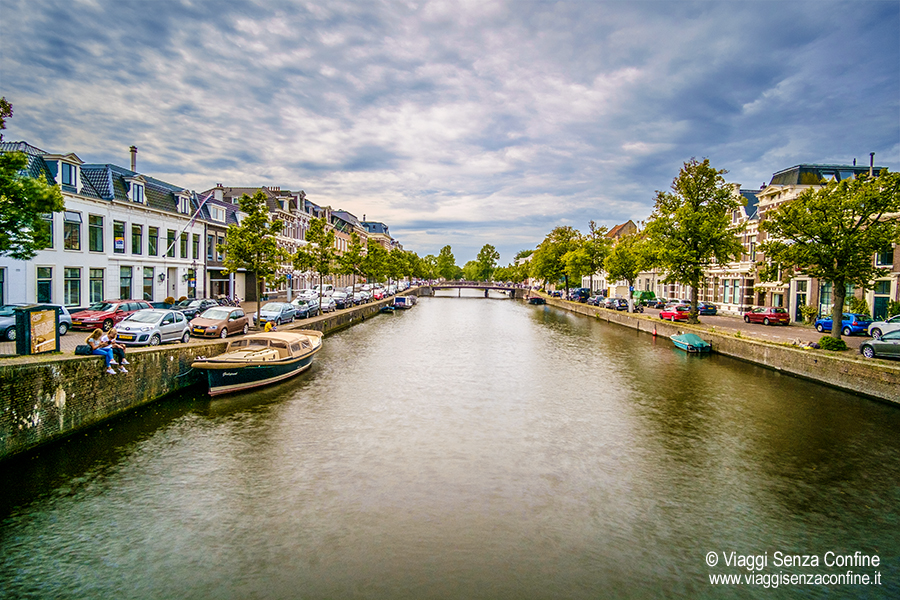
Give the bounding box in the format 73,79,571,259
202,308,231,320
125,310,163,324
0,306,17,317
293,300,309,307
261,303,282,312
88,302,115,311
176,300,193,307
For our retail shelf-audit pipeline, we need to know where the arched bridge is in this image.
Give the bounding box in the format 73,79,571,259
422,282,528,299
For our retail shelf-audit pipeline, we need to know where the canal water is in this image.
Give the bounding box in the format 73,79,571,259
1,291,898,599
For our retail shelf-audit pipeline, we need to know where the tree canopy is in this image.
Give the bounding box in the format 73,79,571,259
759,170,900,339
221,189,286,326
0,98,65,259
475,244,500,281
604,233,650,312
529,226,582,292
437,245,457,280
294,217,336,301
644,158,744,322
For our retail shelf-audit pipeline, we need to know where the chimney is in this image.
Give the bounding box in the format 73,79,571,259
129,146,138,172
869,152,875,177
213,184,224,202
853,158,857,166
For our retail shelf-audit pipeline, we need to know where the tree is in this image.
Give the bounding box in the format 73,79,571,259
759,170,900,340
338,231,365,292
294,217,335,305
583,221,612,293
529,226,581,294
437,245,457,280
0,98,65,259
462,260,480,281
604,233,650,312
475,244,500,281
361,239,388,286
644,158,744,323
221,190,286,329
421,254,438,280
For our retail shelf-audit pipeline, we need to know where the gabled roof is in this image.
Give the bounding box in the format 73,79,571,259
607,220,636,239
81,163,188,214
0,141,56,186
769,164,884,186
362,221,389,236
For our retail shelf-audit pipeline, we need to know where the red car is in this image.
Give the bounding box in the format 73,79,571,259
659,304,691,322
743,307,790,326
70,299,152,331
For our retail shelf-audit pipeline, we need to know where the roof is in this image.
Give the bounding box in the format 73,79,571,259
740,189,759,220
607,220,636,239
362,221,389,235
769,164,884,186
81,163,187,213
0,141,57,186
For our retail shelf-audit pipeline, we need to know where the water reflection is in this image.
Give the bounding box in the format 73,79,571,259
1,297,898,599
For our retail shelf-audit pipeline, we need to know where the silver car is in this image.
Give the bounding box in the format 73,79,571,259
115,309,191,346
868,315,900,340
1,304,74,340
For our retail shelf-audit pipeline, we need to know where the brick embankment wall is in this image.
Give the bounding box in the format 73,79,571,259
0,341,224,461
544,296,900,405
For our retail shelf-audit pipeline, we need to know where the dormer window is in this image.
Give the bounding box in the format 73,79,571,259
132,183,145,203
61,162,77,186
210,205,226,223
178,196,190,214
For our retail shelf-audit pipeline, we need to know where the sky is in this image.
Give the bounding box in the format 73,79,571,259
1,0,898,265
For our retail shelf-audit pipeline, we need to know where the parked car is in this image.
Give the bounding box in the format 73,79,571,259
257,302,296,326
587,295,606,306
697,302,718,316
149,301,175,310
742,307,790,326
659,305,691,322
612,298,630,311
174,298,220,320
372,289,384,301
291,297,320,318
70,300,152,331
0,303,73,340
859,330,900,359
296,288,319,302
189,307,250,338
319,296,336,313
868,315,900,340
646,298,669,309
569,288,591,303
814,313,872,336
115,309,191,346
332,291,352,309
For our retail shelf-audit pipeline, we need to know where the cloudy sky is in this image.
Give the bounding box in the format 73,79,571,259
2,0,898,264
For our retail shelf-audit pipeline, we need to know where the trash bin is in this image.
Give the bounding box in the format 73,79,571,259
14,304,61,355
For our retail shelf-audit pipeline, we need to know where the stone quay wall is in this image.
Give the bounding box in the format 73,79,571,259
544,296,900,404
0,290,425,462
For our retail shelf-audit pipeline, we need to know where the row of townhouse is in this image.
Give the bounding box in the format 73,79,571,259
586,162,900,321
0,142,402,308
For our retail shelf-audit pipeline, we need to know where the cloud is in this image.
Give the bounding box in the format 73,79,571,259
1,0,897,265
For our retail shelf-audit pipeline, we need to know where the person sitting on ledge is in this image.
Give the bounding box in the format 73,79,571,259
102,328,129,373
86,328,117,375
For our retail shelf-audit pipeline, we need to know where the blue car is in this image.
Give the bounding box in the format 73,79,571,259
698,302,718,316
814,313,873,336
257,302,297,326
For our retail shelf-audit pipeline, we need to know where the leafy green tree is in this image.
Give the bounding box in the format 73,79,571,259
437,245,457,280
475,244,500,281
294,217,336,304
0,98,65,259
604,233,650,312
361,239,388,286
529,226,581,295
221,190,286,328
461,260,480,281
421,255,438,280
644,158,744,323
759,170,900,340
338,231,366,291
583,221,612,293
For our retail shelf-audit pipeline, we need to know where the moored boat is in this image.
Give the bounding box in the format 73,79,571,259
671,332,711,353
527,296,546,305
191,330,323,396
393,295,417,309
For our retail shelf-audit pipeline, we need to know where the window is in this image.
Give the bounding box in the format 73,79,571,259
90,268,104,303
179,196,190,214
120,266,132,299
820,282,832,315
132,183,145,204
876,248,894,266
37,267,52,303
143,267,154,301
131,224,143,255
180,232,188,258
89,215,104,252
724,280,732,304
0,268,4,305
41,214,54,249
64,267,81,306
187,268,196,299
216,235,224,261
748,235,756,261
875,280,890,295
148,227,158,256
192,234,200,260
167,230,176,257
113,220,126,254
210,205,225,222
61,162,76,186
772,293,783,308
207,234,214,260
63,211,82,250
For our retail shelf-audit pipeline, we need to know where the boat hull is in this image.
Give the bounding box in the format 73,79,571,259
671,334,712,353
201,354,315,396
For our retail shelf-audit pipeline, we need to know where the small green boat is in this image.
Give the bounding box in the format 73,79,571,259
671,332,711,353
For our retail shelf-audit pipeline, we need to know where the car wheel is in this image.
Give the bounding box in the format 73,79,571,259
102,319,114,331
242,323,249,334
4,326,15,341
763,318,770,326
842,326,852,336
871,328,882,340
220,328,228,339
181,331,191,344
743,315,750,323
58,322,69,336
670,316,676,322
149,334,161,346
275,318,281,326
816,324,824,333
862,346,875,359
